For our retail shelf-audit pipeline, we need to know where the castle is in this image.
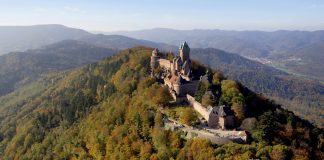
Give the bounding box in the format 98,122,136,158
151,42,234,129
151,42,199,102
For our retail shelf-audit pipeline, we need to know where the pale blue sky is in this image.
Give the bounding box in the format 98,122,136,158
0,0,323,31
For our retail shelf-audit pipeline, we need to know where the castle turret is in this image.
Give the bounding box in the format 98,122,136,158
172,57,182,73
173,76,183,96
151,48,160,69
179,41,190,63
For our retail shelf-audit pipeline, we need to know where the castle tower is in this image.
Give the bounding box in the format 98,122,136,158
179,41,190,63
151,48,160,69
173,76,183,95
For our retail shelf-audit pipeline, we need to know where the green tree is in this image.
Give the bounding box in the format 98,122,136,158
201,92,216,107
154,112,163,128
180,108,198,126
220,80,245,106
271,144,291,160
253,111,277,144
152,86,172,107
178,139,215,160
231,103,246,123
212,71,224,85
194,82,207,102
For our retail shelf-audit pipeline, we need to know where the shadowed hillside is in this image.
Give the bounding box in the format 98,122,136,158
0,40,115,96
190,48,324,128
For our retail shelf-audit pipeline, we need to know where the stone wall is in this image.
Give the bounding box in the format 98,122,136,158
208,113,219,128
187,94,221,128
187,94,210,121
158,59,171,70
219,116,234,129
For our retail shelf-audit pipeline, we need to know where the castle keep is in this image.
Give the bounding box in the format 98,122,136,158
151,42,234,129
151,42,199,102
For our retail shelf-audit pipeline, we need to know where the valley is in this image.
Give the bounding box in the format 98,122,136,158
109,28,324,82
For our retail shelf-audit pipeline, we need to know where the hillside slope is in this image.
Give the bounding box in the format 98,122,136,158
0,25,176,56
1,39,322,128
79,34,177,51
273,41,324,80
0,47,323,159
0,24,91,55
0,40,115,96
0,31,178,97
109,28,324,81
190,48,324,128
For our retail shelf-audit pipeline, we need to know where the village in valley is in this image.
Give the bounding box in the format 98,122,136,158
150,42,249,144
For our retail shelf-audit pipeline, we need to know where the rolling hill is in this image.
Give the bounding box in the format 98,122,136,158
190,48,324,127
0,24,91,55
0,25,322,127
0,25,176,56
273,41,324,80
0,47,322,159
0,31,177,97
108,28,324,81
79,34,176,51
0,40,115,96
1,25,323,81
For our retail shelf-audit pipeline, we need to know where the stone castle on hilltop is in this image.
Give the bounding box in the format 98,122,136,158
151,42,198,102
151,42,234,130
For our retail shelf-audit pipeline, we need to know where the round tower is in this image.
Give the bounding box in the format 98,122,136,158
173,76,183,95
150,48,160,69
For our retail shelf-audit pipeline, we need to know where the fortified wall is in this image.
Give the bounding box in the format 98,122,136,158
187,94,218,127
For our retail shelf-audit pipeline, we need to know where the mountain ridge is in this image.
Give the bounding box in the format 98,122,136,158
0,25,177,55
107,28,324,81
0,24,91,55
0,47,322,159
0,25,323,127
0,39,115,96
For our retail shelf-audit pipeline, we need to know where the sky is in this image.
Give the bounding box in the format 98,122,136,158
0,0,324,31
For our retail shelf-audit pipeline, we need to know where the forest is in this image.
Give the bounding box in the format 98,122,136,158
190,48,324,128
0,47,323,159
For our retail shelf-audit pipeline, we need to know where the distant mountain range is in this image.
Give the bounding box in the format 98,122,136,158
0,24,323,127
0,40,115,95
0,26,176,96
0,24,91,55
79,34,176,51
108,28,324,81
0,25,175,55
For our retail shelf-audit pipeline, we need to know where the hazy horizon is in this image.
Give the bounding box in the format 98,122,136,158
1,24,324,33
1,0,324,32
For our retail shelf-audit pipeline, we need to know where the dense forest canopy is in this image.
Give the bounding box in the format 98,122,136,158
190,48,324,128
0,47,323,159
